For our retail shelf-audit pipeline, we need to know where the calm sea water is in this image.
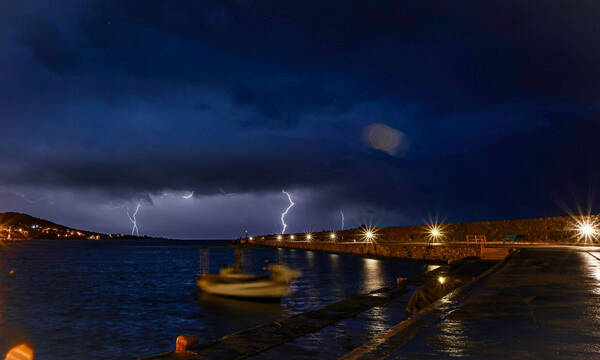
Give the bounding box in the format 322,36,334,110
0,240,429,359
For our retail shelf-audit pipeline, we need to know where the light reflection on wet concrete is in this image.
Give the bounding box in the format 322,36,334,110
250,290,416,360
392,248,600,359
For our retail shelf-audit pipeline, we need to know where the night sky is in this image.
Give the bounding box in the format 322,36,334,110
1,1,599,238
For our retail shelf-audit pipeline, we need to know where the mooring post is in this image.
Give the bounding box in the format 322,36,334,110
175,335,199,353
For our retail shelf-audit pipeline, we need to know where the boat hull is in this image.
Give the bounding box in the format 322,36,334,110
197,278,291,299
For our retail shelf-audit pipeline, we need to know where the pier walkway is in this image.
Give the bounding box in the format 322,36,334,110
343,247,600,359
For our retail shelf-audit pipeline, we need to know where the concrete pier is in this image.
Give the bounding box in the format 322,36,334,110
138,287,411,360
139,245,600,359
342,247,600,359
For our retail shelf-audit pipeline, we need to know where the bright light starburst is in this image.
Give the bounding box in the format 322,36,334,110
572,216,600,243
360,225,379,243
425,223,445,242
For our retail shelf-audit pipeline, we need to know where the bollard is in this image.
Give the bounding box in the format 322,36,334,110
175,335,199,353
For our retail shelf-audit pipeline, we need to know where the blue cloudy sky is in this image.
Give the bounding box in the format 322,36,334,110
1,1,599,238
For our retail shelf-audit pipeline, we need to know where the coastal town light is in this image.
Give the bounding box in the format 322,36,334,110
290,235,295,240
277,235,283,241
306,233,312,241
330,232,336,240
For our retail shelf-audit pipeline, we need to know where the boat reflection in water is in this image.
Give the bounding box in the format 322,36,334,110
197,264,302,300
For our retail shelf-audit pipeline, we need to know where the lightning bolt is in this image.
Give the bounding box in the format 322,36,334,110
340,210,345,230
281,190,295,234
219,188,235,197
126,203,141,236
0,189,54,204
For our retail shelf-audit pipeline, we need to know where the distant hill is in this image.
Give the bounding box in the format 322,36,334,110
0,212,132,240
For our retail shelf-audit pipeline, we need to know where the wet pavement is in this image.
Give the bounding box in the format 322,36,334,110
346,248,600,359
250,290,416,360
139,287,412,360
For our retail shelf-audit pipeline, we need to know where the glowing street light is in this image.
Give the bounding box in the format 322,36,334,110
425,223,445,242
330,232,336,240
438,276,446,285
290,234,295,240
360,225,379,243
573,216,599,242
277,234,283,241
306,233,312,241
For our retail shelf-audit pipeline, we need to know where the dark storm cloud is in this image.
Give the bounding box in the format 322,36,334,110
1,0,599,236
20,15,76,72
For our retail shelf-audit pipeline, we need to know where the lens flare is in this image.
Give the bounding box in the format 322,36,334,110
425,220,446,242
572,216,600,243
5,343,34,360
360,225,379,243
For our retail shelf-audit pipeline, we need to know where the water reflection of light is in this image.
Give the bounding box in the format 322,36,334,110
584,252,600,296
365,305,389,336
361,258,383,292
437,318,467,357
306,251,314,267
329,253,339,270
427,264,441,272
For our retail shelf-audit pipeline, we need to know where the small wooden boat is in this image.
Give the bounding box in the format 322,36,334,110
197,265,301,300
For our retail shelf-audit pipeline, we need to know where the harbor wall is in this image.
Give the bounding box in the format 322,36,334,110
252,240,483,261
251,215,594,245
248,215,598,261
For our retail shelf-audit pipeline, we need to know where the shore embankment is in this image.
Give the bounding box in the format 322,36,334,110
250,239,503,262
247,215,598,261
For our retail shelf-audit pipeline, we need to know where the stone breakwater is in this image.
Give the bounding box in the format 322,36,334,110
250,215,598,245
247,214,599,260
250,240,498,262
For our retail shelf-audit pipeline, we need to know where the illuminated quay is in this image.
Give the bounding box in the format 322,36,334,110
245,215,600,261
142,214,600,359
